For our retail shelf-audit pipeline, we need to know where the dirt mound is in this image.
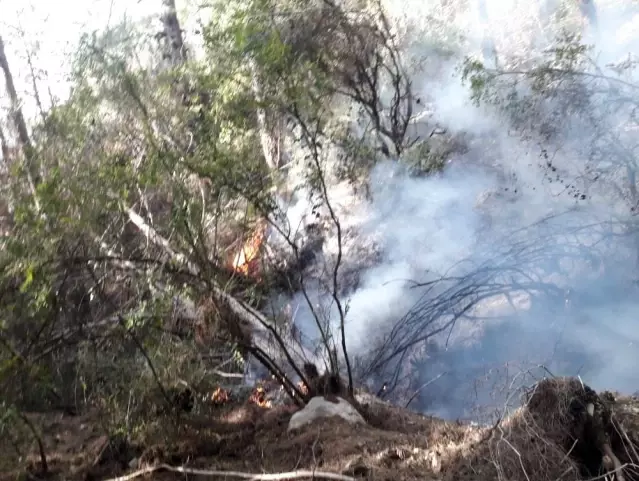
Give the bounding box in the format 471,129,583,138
134,405,474,481
447,377,639,481
129,401,480,481
4,377,639,481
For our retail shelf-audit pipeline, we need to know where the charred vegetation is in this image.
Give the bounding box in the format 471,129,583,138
302,362,348,403
158,387,195,415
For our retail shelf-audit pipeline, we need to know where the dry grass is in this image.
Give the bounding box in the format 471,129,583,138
448,402,582,481
447,377,639,481
526,377,606,446
487,408,582,481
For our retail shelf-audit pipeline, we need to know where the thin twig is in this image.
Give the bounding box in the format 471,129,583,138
404,371,447,408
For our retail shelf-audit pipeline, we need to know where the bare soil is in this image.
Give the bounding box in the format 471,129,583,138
3,380,639,481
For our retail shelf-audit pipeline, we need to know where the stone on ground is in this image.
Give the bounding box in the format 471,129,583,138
288,396,366,432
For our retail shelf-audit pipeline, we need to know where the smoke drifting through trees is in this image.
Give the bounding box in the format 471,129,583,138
1,0,638,426
278,0,639,421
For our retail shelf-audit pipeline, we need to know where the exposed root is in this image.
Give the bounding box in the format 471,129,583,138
524,377,637,481
488,407,583,481
524,377,609,478
602,442,625,481
447,376,638,481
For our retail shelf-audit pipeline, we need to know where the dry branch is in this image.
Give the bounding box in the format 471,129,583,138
122,202,318,391
601,442,626,481
103,463,356,481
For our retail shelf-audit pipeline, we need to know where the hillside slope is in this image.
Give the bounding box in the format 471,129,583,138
4,377,638,481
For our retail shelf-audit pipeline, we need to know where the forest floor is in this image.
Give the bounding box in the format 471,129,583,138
3,380,639,481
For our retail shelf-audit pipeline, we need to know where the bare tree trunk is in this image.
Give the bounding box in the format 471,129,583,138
249,58,283,171
0,35,40,188
0,124,9,161
24,49,46,123
15,16,47,122
159,0,187,68
476,0,498,69
0,125,17,234
122,203,319,375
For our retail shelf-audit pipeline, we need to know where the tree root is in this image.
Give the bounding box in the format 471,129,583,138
601,442,626,481
586,401,626,481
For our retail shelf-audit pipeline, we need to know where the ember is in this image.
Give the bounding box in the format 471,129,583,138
211,387,231,405
232,221,267,277
249,386,272,408
298,381,309,396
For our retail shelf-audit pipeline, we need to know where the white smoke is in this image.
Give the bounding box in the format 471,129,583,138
271,0,639,420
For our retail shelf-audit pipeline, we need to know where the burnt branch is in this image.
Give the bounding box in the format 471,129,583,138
360,213,633,400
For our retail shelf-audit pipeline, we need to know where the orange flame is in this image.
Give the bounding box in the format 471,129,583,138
232,221,267,276
298,381,309,396
249,385,272,408
211,387,231,405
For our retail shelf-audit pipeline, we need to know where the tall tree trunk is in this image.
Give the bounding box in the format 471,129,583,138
0,35,40,188
0,124,9,162
24,48,46,124
249,58,283,171
159,0,187,68
0,124,17,232
476,0,498,69
16,16,47,122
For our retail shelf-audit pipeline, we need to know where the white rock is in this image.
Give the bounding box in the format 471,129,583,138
288,396,366,432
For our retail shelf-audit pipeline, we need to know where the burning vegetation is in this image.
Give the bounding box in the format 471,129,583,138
203,377,306,410
211,387,231,405
231,221,268,277
247,377,311,408
249,386,272,408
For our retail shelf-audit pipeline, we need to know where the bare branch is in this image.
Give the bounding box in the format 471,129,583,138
103,464,356,481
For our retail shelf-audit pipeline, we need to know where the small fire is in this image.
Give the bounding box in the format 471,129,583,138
249,385,272,408
211,387,231,405
209,378,309,409
298,381,309,396
232,221,267,277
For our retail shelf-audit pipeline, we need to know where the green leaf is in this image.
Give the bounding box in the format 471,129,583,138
19,264,35,293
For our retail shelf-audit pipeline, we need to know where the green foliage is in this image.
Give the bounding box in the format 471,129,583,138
462,31,592,106
0,0,426,455
0,16,267,423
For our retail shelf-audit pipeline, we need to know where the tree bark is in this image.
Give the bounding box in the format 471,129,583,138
24,48,46,124
0,124,9,161
0,35,40,188
159,0,187,69
249,58,284,171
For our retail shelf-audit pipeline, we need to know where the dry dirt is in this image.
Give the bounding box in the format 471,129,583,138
3,379,639,481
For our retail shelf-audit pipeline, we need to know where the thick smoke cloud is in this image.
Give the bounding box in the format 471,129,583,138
274,0,639,421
